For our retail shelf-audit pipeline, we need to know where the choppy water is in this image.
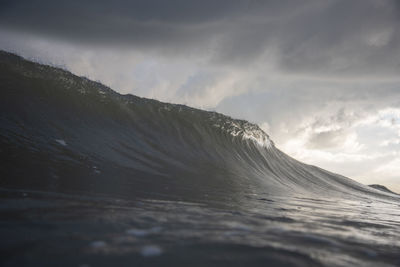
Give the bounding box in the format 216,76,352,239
1,51,400,266
2,189,400,267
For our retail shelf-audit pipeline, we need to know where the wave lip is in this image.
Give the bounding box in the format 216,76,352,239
213,118,273,149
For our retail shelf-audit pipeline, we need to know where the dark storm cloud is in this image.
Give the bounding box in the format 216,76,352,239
0,0,399,75
0,0,245,45
275,1,400,76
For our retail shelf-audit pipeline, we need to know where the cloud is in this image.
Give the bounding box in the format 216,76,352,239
0,0,399,76
374,157,400,178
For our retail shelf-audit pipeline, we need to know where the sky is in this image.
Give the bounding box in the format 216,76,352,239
1,0,400,192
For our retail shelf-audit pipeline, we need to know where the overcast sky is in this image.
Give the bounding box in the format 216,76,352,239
1,0,400,192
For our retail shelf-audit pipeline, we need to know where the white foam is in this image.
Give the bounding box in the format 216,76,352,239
212,118,273,149
55,139,67,146
242,132,272,148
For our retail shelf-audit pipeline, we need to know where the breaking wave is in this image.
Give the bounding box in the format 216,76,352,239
0,50,397,203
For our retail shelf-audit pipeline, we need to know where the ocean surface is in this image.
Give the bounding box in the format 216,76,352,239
1,51,400,266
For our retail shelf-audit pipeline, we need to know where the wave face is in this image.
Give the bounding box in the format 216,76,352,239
1,51,400,267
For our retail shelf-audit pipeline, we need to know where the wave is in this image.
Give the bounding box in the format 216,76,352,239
0,50,398,204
